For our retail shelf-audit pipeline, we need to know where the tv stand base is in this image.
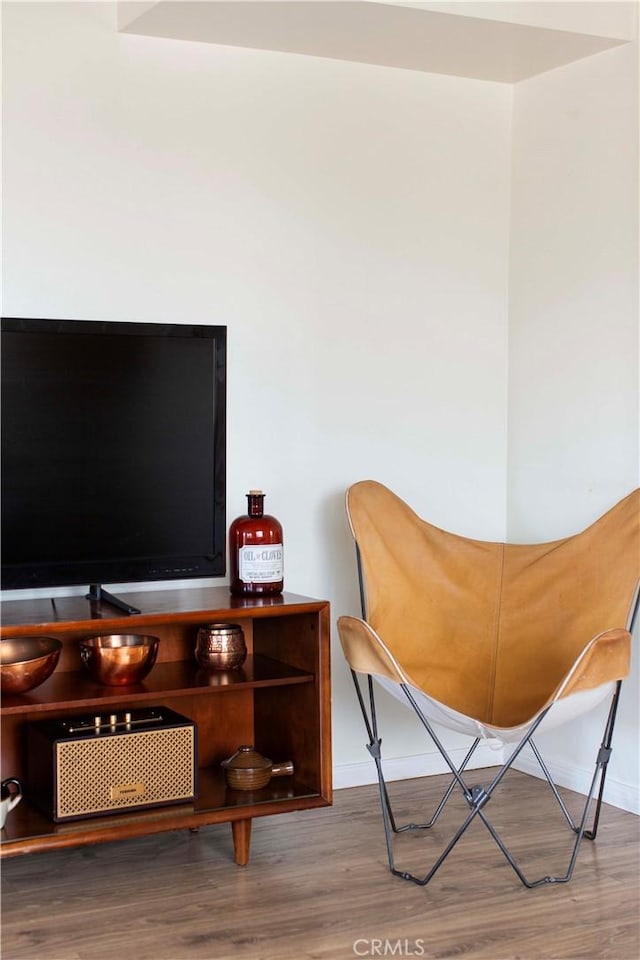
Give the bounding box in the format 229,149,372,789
86,584,141,615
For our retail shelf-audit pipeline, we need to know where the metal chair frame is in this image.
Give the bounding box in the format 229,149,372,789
350,548,638,889
351,669,622,888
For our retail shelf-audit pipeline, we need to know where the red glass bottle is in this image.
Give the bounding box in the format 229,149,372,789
229,490,284,597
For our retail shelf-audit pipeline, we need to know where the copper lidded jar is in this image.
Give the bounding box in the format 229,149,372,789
221,745,294,791
195,623,247,671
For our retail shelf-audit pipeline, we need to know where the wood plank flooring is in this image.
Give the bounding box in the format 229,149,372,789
2,770,639,960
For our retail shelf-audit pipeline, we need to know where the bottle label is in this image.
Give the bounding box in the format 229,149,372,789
239,544,284,583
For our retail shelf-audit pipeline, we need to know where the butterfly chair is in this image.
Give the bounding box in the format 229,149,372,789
337,481,640,888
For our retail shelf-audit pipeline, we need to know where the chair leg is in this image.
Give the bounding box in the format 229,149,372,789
350,671,479,835
526,680,622,841
583,680,622,841
526,738,577,831
352,672,504,886
352,676,624,889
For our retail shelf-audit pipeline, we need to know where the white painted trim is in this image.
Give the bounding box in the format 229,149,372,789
333,742,504,790
511,754,640,816
334,745,640,817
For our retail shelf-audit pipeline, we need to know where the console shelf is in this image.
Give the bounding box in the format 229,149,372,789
1,655,314,716
1,766,321,857
0,587,332,865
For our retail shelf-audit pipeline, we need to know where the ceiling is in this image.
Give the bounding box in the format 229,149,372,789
117,1,629,84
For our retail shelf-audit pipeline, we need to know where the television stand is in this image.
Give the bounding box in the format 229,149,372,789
0,585,332,866
86,583,142,615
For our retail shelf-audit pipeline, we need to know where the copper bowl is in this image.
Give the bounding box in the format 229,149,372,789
79,634,159,686
0,637,62,694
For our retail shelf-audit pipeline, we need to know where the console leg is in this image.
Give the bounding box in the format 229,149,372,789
232,818,252,866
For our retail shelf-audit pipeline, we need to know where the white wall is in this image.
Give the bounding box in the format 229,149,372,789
1,3,512,771
3,2,637,809
508,38,639,809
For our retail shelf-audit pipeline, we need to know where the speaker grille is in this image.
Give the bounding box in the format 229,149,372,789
55,727,195,818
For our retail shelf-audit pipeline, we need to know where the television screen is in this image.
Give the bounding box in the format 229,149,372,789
1,318,226,591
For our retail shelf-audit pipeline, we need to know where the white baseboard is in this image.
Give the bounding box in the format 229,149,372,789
334,746,640,817
511,753,640,816
333,741,504,790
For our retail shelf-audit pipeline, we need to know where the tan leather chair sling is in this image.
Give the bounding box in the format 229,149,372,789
338,481,640,888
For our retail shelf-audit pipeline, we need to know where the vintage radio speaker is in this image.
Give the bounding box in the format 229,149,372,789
27,706,197,822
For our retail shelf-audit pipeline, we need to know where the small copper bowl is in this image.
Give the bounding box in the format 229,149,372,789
195,623,247,671
79,635,159,686
0,637,62,694
221,745,294,791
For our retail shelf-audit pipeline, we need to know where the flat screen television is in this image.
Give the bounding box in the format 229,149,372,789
1,318,226,610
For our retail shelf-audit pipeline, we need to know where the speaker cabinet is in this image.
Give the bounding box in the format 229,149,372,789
27,707,197,822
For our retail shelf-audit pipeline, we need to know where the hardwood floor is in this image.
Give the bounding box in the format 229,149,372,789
2,770,639,960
